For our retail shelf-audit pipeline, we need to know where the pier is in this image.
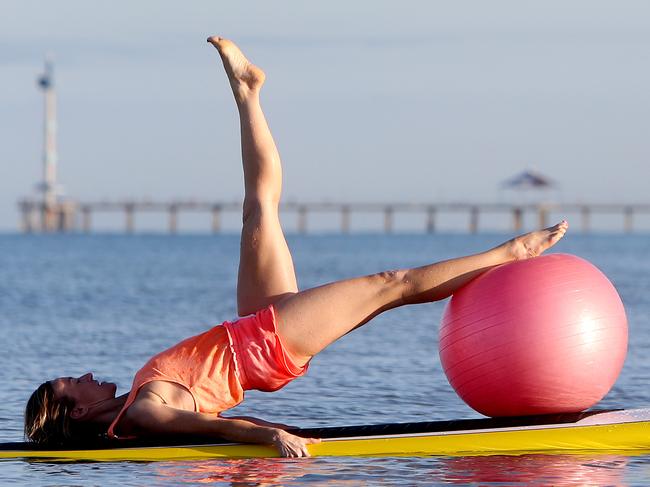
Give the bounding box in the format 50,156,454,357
16,199,650,234
18,60,650,235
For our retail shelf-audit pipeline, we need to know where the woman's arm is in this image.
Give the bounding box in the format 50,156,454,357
222,415,296,429
125,399,319,457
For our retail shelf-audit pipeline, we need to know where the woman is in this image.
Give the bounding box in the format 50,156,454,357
24,37,568,458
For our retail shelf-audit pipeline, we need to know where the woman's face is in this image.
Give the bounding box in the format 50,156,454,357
49,373,117,408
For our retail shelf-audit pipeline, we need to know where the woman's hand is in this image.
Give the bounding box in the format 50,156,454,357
271,429,321,458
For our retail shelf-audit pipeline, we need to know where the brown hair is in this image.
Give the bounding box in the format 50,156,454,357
25,382,106,445
24,382,76,445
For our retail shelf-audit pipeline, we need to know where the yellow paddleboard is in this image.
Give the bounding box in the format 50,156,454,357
2,409,650,462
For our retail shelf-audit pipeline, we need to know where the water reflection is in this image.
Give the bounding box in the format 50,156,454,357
156,459,309,485
437,454,628,486
156,457,430,485
151,454,629,486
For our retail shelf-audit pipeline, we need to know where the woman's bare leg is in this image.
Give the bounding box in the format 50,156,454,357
208,37,298,316
275,221,569,365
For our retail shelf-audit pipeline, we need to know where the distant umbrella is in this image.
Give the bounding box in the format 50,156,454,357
501,170,556,190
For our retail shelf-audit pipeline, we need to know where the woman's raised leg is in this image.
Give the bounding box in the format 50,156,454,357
209,37,298,316
275,222,569,365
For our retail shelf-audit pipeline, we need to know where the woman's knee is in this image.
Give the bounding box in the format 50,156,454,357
242,196,278,224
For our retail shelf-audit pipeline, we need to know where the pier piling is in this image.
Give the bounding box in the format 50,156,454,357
298,206,308,234
426,206,436,234
512,207,523,232
469,207,479,234
384,207,393,233
211,205,221,233
341,206,350,234
538,206,548,229
82,206,91,233
125,204,135,234
169,204,178,234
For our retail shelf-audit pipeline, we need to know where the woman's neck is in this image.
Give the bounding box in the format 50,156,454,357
84,392,130,429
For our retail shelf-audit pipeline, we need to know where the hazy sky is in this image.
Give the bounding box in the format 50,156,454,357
2,1,649,231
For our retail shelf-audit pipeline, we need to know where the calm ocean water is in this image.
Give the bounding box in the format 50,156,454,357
1,232,650,486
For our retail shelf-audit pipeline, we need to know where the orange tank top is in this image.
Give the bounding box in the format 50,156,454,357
107,324,243,438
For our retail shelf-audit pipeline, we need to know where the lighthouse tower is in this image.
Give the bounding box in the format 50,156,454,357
24,58,76,232
37,59,59,213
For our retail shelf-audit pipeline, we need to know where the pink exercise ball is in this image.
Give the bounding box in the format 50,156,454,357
439,253,628,417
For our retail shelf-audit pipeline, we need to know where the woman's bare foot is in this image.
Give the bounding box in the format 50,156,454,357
207,36,265,103
506,220,569,261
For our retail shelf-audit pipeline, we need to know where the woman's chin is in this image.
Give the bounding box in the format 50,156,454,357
102,382,118,397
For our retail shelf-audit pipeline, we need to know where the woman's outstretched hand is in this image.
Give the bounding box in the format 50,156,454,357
272,429,321,457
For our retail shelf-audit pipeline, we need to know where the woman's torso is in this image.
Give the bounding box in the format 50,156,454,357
108,323,244,438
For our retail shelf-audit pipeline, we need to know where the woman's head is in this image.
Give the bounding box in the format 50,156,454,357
24,373,117,444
